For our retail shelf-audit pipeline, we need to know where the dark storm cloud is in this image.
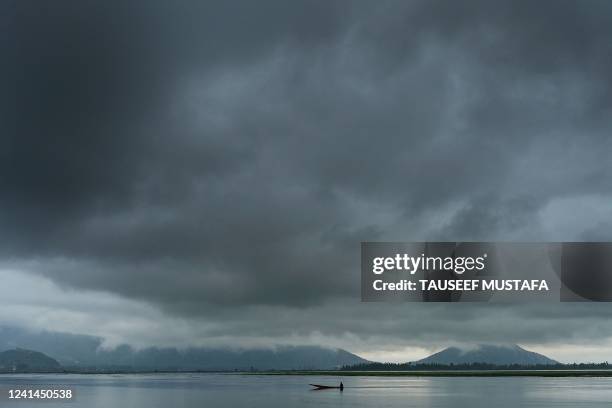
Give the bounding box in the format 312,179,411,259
5,0,612,319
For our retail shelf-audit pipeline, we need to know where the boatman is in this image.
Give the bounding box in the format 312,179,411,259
340,381,344,391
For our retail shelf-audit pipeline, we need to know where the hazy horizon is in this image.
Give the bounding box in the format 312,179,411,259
0,325,592,365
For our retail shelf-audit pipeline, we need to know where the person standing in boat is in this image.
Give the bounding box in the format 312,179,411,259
339,381,344,391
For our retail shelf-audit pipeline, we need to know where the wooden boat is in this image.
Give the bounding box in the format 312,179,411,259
309,384,342,390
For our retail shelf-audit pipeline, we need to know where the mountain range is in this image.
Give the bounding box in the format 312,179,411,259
0,327,562,371
0,326,367,371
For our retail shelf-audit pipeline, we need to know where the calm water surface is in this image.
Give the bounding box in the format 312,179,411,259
1,373,611,407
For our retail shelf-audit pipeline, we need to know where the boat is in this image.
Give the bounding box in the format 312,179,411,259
309,384,343,390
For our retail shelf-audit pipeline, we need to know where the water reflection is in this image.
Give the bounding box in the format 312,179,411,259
1,373,611,407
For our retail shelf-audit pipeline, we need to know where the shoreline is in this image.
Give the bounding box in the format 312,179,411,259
3,370,612,377
256,370,612,377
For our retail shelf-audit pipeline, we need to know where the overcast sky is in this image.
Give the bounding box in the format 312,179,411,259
4,0,612,363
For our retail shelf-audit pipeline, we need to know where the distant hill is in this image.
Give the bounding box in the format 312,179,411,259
0,326,367,371
416,344,558,366
0,348,62,372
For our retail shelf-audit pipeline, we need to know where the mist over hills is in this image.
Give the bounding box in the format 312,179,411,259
416,344,558,366
0,327,562,371
0,326,367,371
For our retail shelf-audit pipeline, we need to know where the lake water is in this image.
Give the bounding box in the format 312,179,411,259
1,373,612,407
